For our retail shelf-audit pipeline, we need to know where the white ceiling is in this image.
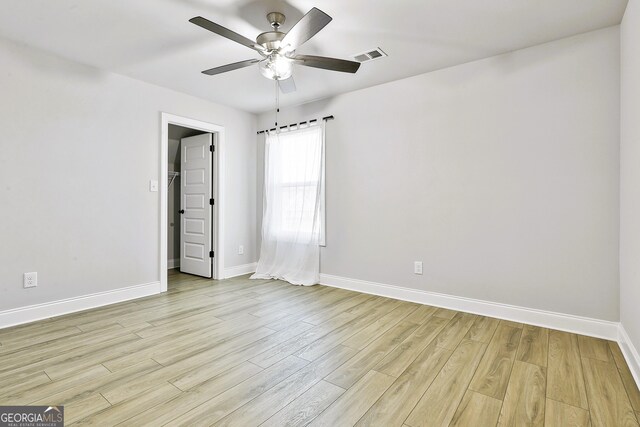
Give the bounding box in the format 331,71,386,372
0,0,628,113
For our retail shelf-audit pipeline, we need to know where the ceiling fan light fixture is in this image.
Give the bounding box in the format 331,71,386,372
259,54,293,80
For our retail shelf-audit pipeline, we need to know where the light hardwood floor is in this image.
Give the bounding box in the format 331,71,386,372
1,270,639,426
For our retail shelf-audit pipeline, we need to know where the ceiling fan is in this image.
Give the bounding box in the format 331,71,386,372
189,7,361,93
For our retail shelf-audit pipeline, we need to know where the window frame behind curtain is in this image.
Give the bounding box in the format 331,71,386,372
266,122,326,246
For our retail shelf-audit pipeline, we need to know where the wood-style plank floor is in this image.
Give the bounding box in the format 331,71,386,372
1,270,639,426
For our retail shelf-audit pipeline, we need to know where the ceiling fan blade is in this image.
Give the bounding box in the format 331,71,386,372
281,7,332,51
278,76,296,93
202,59,260,75
189,16,264,53
293,55,360,73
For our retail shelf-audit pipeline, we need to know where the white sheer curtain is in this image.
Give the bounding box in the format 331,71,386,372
251,123,324,286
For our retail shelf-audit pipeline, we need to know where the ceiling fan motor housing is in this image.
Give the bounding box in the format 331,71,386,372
256,31,286,51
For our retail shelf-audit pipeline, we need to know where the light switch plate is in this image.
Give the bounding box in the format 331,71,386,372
149,180,158,192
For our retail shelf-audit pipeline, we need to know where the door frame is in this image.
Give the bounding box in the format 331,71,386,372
160,112,225,292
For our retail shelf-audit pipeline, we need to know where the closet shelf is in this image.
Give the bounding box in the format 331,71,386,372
168,171,179,188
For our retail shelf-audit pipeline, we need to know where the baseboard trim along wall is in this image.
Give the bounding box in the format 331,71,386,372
619,324,640,389
167,258,180,269
321,273,640,389
0,268,637,389
319,273,620,340
0,261,260,330
0,281,161,329
224,262,258,279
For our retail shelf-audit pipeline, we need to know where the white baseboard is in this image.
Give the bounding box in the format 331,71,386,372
319,274,619,341
0,281,161,330
224,262,257,279
168,258,180,269
619,324,640,389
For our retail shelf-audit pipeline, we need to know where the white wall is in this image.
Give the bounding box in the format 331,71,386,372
0,36,257,311
257,26,620,321
620,0,640,354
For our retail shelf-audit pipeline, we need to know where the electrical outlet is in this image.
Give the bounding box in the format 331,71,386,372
24,272,37,288
414,261,423,275
149,180,158,192
238,245,244,255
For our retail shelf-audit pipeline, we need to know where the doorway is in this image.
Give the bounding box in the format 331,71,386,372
160,113,225,292
168,127,213,278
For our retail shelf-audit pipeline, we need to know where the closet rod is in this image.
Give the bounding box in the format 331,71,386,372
256,115,334,135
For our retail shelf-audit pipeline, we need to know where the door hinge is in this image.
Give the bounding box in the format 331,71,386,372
210,145,215,152
210,198,214,205
209,250,214,258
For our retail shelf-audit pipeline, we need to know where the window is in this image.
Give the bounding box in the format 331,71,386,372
264,123,325,245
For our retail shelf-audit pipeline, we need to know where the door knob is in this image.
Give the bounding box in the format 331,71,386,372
179,209,185,214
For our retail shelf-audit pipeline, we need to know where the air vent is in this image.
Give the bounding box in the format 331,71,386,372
352,47,387,63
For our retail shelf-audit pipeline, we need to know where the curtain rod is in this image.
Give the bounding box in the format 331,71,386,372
256,115,334,135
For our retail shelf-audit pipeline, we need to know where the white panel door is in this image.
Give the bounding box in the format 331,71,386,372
180,133,213,278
